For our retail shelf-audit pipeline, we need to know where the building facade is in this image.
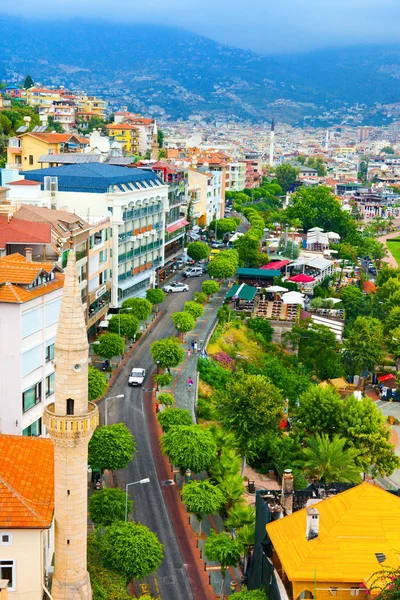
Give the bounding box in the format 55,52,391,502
6,133,88,171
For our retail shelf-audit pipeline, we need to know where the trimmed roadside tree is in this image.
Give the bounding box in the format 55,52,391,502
187,241,210,261
121,297,153,321
204,531,242,599
184,300,204,320
146,288,166,312
171,311,195,339
161,425,217,473
108,314,139,338
194,291,208,305
181,480,224,536
157,407,193,432
208,258,236,280
150,337,185,370
202,280,220,298
233,590,268,600
88,424,136,471
88,365,107,401
96,333,125,360
100,521,164,582
89,487,133,527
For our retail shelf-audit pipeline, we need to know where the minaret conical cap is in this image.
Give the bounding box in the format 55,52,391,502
55,249,88,353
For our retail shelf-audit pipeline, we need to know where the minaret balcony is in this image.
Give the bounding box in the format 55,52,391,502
44,402,99,436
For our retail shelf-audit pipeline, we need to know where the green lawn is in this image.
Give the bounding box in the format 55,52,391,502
386,238,400,266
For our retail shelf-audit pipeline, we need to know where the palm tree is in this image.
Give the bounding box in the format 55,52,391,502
299,434,361,484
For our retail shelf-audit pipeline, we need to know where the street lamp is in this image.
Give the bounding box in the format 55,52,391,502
125,478,151,521
104,394,124,426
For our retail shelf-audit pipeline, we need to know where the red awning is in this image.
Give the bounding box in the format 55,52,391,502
378,374,396,383
261,260,290,270
289,274,316,283
166,219,189,234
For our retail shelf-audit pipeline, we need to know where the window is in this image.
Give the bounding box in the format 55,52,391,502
0,534,11,546
22,418,42,437
29,155,33,165
350,588,360,597
45,373,55,398
22,382,42,413
45,343,55,363
99,249,107,264
99,270,107,285
66,398,74,416
0,560,15,590
329,589,338,596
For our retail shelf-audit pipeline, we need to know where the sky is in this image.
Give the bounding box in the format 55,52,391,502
1,0,400,54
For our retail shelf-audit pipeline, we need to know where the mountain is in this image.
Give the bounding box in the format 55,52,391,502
1,15,400,123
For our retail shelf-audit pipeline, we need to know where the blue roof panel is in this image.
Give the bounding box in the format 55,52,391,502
21,163,163,194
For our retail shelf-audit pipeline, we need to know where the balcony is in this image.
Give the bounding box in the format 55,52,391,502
88,304,109,328
44,402,99,436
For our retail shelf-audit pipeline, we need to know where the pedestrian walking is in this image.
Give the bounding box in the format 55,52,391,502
194,341,198,354
191,340,195,352
187,377,194,391
187,348,191,358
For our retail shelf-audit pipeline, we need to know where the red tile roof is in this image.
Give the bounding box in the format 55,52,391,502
0,434,54,528
7,179,41,186
0,215,51,248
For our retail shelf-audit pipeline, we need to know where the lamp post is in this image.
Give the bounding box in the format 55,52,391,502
125,478,150,521
156,359,160,374
104,394,124,426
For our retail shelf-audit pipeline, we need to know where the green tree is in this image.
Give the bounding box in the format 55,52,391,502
210,447,242,484
209,217,239,238
339,285,366,324
171,311,195,336
343,316,384,377
381,146,395,154
217,473,246,510
181,480,224,535
23,75,34,89
88,365,107,401
157,392,174,406
247,317,273,343
295,386,342,437
96,333,125,360
383,303,400,335
121,297,152,321
208,258,236,279
157,128,164,148
161,425,217,473
204,532,242,600
233,589,267,599
187,241,210,261
108,314,139,338
215,373,283,467
299,434,361,483
100,522,164,582
284,186,357,239
194,291,208,304
88,424,136,471
202,280,220,297
184,300,204,319
307,156,326,176
225,502,255,531
339,395,400,476
150,337,185,370
275,163,299,193
47,115,64,133
146,288,166,311
157,407,193,432
154,373,173,388
89,488,132,527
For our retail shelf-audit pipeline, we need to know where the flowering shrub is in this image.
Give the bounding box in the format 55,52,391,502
213,351,236,371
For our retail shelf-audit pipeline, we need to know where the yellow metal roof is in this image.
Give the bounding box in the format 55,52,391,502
266,482,400,586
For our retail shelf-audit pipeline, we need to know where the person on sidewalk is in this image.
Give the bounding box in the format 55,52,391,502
187,348,191,358
187,377,194,391
194,341,198,354
191,340,195,352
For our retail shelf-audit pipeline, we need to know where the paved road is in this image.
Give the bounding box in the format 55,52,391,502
97,273,207,600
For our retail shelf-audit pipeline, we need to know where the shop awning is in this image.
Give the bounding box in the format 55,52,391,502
261,260,290,270
237,268,281,279
226,284,257,302
166,219,188,234
378,374,396,383
282,291,305,306
289,274,316,283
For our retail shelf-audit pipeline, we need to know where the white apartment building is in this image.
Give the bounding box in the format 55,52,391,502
23,163,168,306
38,99,76,132
0,254,63,436
188,168,224,226
226,161,246,191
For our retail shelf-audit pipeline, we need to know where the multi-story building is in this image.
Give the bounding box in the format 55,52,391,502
113,112,155,155
0,434,54,598
187,167,224,226
106,124,140,155
0,253,63,436
137,162,188,259
226,160,246,191
6,132,88,171
25,87,62,108
38,99,76,132
76,95,107,120
21,163,168,306
86,216,111,337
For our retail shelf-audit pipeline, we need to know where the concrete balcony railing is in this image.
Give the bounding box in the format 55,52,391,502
88,304,109,328
44,402,99,435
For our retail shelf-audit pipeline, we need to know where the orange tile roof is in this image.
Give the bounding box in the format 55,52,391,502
0,254,64,303
0,434,54,528
24,133,89,145
7,179,41,186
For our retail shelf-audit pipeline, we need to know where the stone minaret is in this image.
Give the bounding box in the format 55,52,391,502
44,247,99,600
151,120,158,160
269,118,275,166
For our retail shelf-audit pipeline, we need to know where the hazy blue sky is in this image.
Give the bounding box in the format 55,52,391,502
1,0,400,53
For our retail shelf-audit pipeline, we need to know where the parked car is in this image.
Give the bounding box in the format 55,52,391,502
163,282,190,293
183,266,203,278
196,262,208,273
129,368,146,386
211,241,225,248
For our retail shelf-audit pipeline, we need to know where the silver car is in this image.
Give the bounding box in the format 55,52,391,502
129,368,146,386
163,282,190,293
